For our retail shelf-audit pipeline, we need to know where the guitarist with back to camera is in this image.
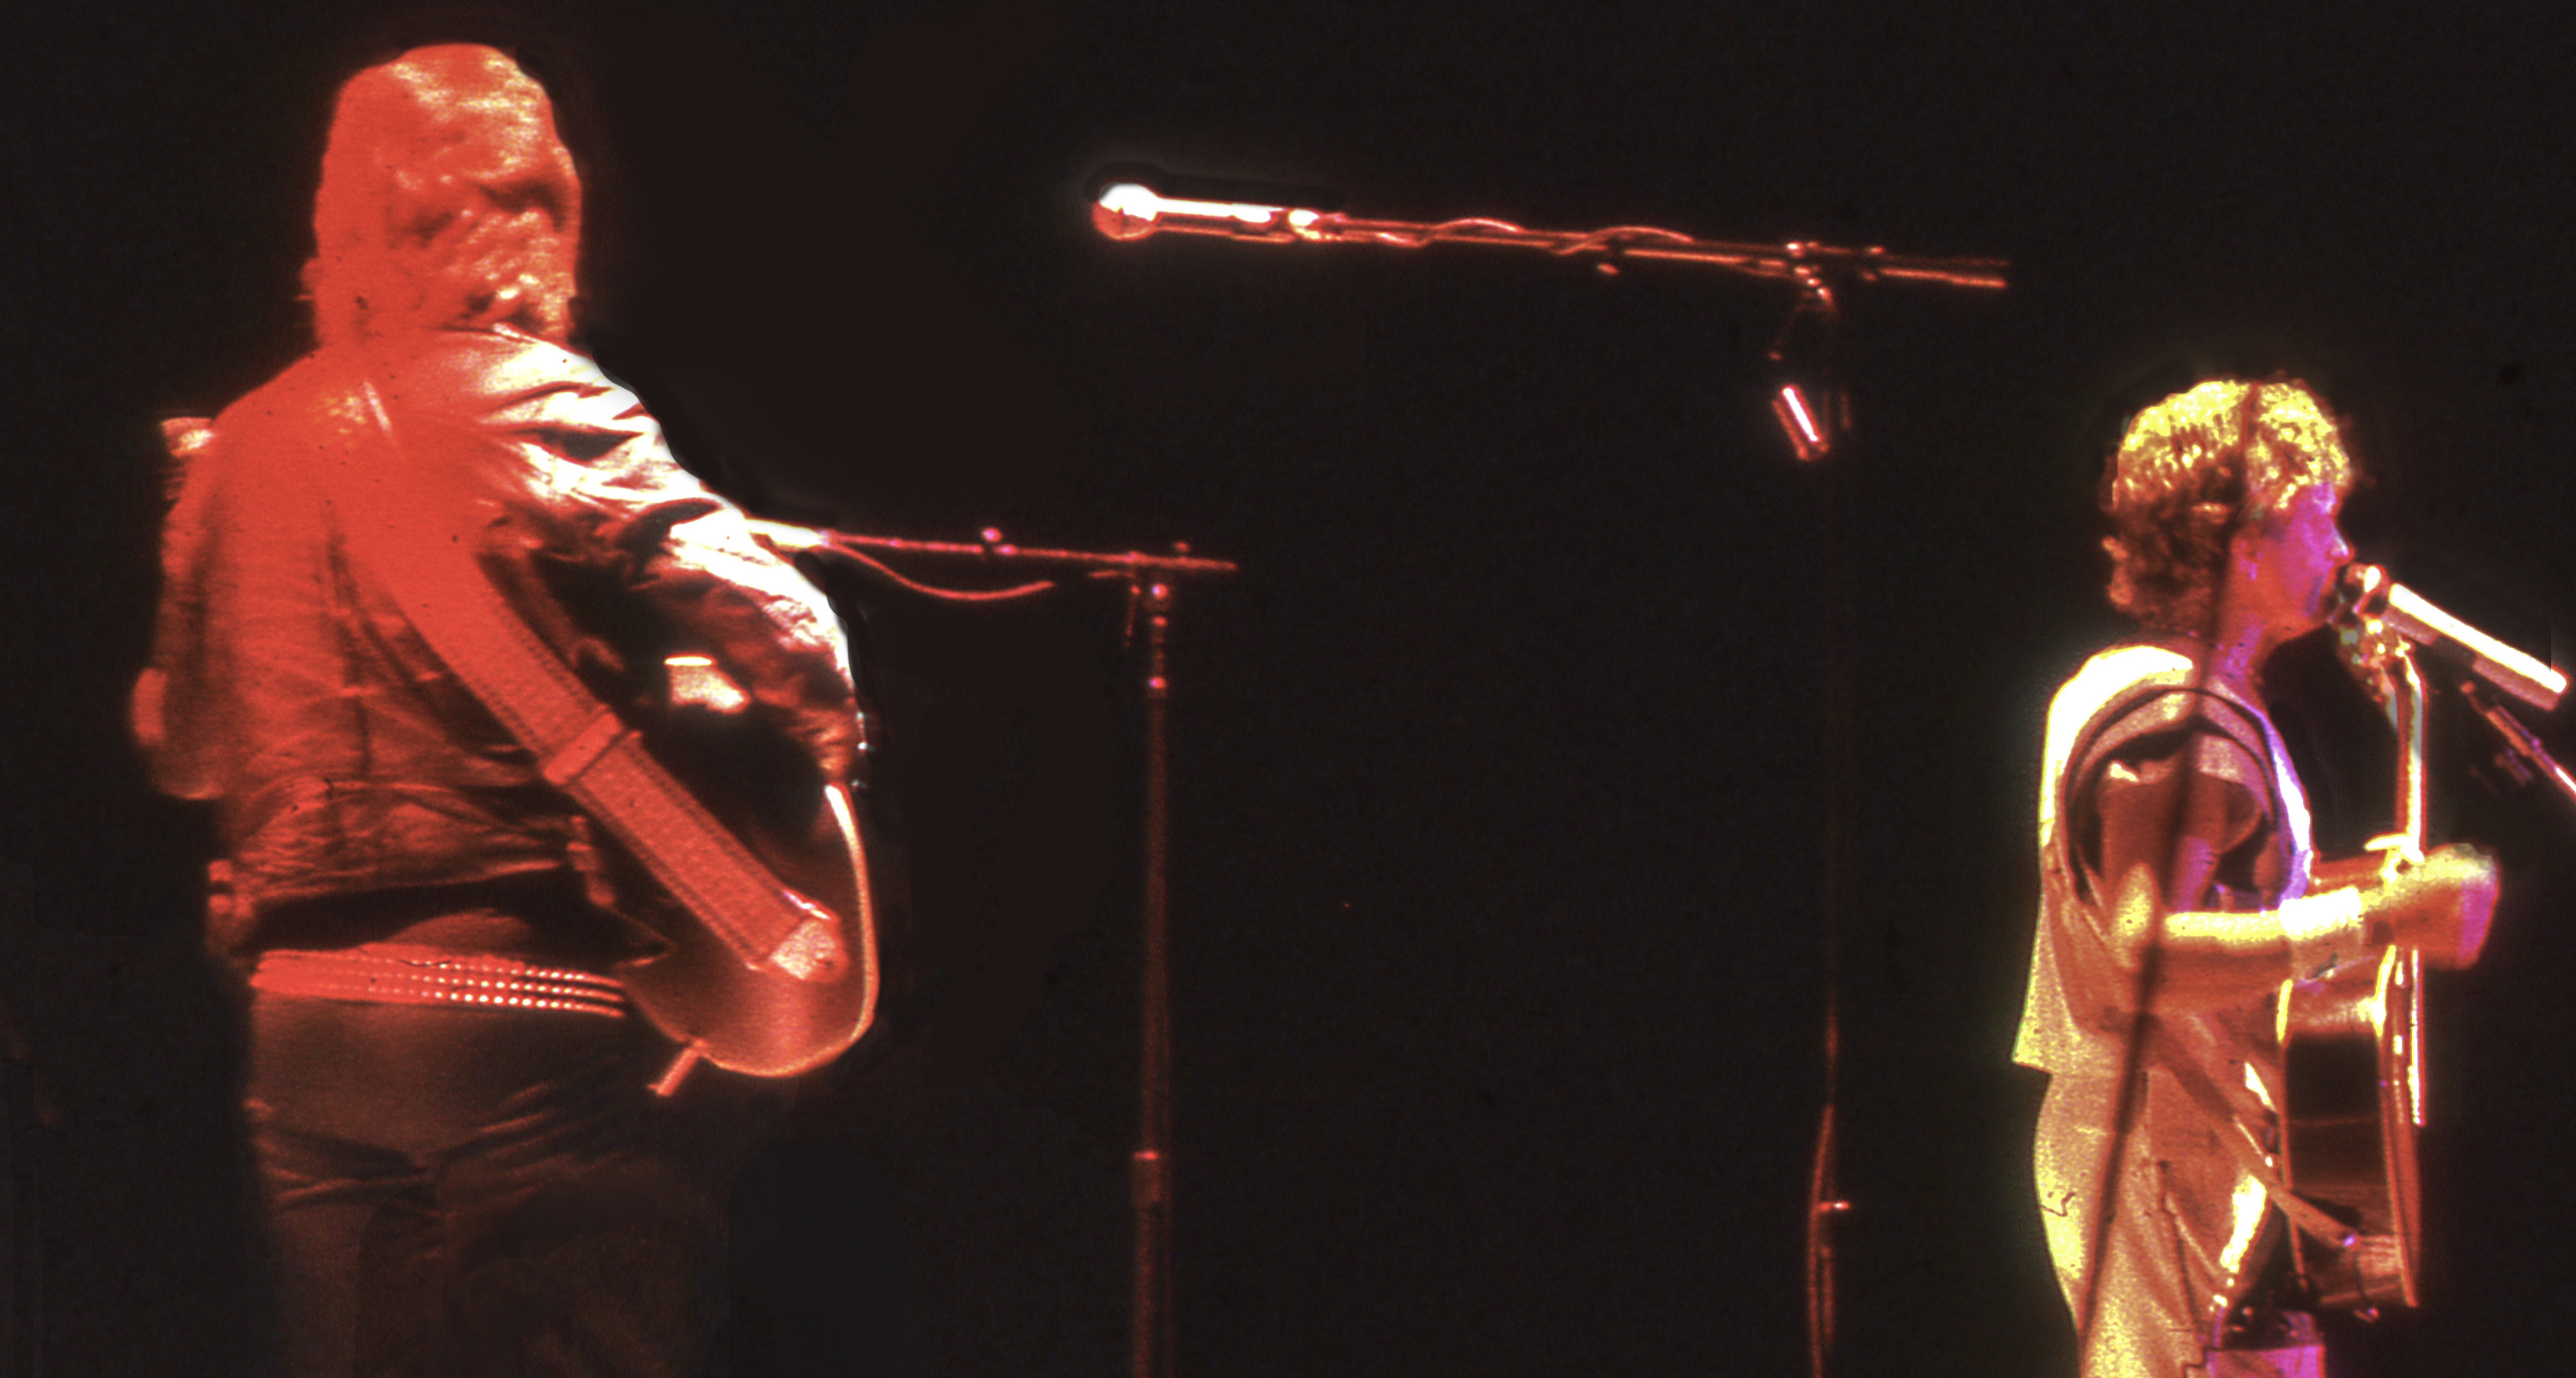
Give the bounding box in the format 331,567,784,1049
2014,379,2501,1377
133,46,880,1377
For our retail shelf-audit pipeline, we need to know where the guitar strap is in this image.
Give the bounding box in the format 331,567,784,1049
336,378,849,984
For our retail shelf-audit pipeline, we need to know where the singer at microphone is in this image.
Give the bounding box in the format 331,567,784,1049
2014,377,2501,1378
2332,562,2566,713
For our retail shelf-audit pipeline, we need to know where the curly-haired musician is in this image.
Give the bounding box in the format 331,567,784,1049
2014,379,2498,1376
133,46,866,1375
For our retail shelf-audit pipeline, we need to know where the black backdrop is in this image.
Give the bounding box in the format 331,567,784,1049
9,3,2576,1375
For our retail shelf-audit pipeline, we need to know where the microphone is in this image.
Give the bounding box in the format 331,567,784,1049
1087,163,1345,241
2335,563,2566,713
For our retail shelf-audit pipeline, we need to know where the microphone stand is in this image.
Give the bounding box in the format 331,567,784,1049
804,526,1237,1378
2457,678,2576,810
1091,175,2009,1378
1091,179,2009,291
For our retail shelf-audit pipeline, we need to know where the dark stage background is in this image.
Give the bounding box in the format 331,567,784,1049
9,3,2576,1375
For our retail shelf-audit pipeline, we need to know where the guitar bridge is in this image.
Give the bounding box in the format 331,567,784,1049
765,902,844,980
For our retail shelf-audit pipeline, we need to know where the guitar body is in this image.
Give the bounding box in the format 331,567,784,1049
2278,940,2422,1314
606,669,881,1082
610,785,878,1082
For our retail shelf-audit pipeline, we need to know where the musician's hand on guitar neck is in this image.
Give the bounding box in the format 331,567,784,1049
2366,842,2499,970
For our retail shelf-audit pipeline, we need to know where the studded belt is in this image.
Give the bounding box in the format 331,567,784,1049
250,944,629,1019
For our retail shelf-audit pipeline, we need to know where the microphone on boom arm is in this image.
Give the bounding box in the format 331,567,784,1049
1086,163,1346,240
2334,562,2567,713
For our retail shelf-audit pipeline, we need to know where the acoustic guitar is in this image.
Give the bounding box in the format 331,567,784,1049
2275,610,2432,1315
2278,923,2422,1314
610,653,884,1091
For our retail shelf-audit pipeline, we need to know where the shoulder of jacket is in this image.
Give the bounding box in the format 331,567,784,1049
451,325,600,382
362,328,613,414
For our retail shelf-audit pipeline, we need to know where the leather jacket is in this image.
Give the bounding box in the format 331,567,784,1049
136,326,861,957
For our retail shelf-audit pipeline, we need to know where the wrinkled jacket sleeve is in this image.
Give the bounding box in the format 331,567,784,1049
461,341,862,780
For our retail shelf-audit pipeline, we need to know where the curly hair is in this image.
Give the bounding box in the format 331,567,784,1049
2099,378,2355,636
304,45,582,349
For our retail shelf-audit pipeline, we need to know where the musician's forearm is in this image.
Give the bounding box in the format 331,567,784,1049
2112,849,2494,1008
2128,918,2296,1007
2105,867,2366,1007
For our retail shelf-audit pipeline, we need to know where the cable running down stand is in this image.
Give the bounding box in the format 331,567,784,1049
799,524,1236,1378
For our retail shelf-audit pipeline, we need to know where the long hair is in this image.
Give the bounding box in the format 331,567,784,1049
2099,378,2355,636
304,45,582,348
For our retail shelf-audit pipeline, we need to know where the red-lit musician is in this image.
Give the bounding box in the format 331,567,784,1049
134,45,874,1375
